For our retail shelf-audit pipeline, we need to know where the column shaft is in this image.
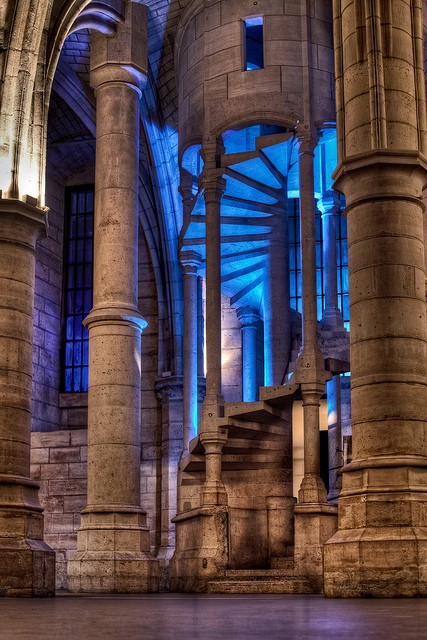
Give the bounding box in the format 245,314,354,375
0,199,55,597
237,306,259,402
68,3,158,592
319,193,344,329
324,0,427,597
180,251,202,451
295,137,329,505
202,170,225,415
198,143,227,506
264,203,291,386
326,375,343,503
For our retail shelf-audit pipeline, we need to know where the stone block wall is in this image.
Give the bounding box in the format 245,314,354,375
30,429,87,590
176,0,335,148
32,172,65,432
221,300,243,402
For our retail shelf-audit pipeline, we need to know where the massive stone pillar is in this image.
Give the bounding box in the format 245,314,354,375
324,0,427,597
180,250,202,452
67,2,158,592
0,197,55,597
237,306,259,402
293,135,337,590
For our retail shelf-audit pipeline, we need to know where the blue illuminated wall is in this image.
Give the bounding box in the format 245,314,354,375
62,185,94,393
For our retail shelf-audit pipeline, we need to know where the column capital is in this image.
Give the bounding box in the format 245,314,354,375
317,190,340,215
296,129,319,156
90,1,147,91
179,169,194,204
236,305,260,328
0,196,48,245
154,375,184,401
300,381,325,405
179,250,203,275
199,428,228,453
199,171,226,199
201,138,225,171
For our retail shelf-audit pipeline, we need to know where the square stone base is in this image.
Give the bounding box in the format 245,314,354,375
0,540,55,597
67,551,159,593
169,506,228,592
324,526,427,597
293,504,338,593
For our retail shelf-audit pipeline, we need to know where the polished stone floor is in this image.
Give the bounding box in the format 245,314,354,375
1,593,426,639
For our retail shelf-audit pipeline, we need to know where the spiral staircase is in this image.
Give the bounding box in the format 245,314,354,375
173,128,349,592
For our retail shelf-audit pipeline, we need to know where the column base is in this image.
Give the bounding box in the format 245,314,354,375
202,481,228,506
0,478,55,596
67,550,159,593
156,545,175,592
170,506,228,592
293,503,337,593
0,539,55,597
67,510,159,593
324,527,427,598
297,475,328,504
320,307,344,331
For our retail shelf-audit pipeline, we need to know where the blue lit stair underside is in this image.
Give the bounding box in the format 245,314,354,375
180,132,299,311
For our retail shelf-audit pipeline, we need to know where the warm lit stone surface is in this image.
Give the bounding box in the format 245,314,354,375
0,200,55,596
324,0,427,597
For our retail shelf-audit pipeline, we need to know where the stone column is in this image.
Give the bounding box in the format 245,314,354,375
180,250,202,452
199,141,227,507
324,0,427,597
237,306,260,402
319,191,344,330
154,376,184,591
67,3,158,592
293,135,336,592
197,275,205,378
326,375,343,503
0,197,55,597
295,134,330,505
263,198,291,386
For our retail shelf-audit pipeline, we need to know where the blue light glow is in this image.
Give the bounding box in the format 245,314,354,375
180,124,349,410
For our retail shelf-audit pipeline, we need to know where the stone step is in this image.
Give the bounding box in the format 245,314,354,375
258,383,300,407
223,437,282,453
270,556,295,571
226,418,287,441
207,578,315,594
225,400,288,426
225,568,294,578
181,451,285,473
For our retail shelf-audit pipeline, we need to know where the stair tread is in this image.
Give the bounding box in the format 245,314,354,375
226,569,294,578
225,400,287,424
207,578,315,594
259,383,300,406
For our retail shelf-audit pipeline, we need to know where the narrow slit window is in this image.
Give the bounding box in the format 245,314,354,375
62,185,94,393
244,17,264,70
